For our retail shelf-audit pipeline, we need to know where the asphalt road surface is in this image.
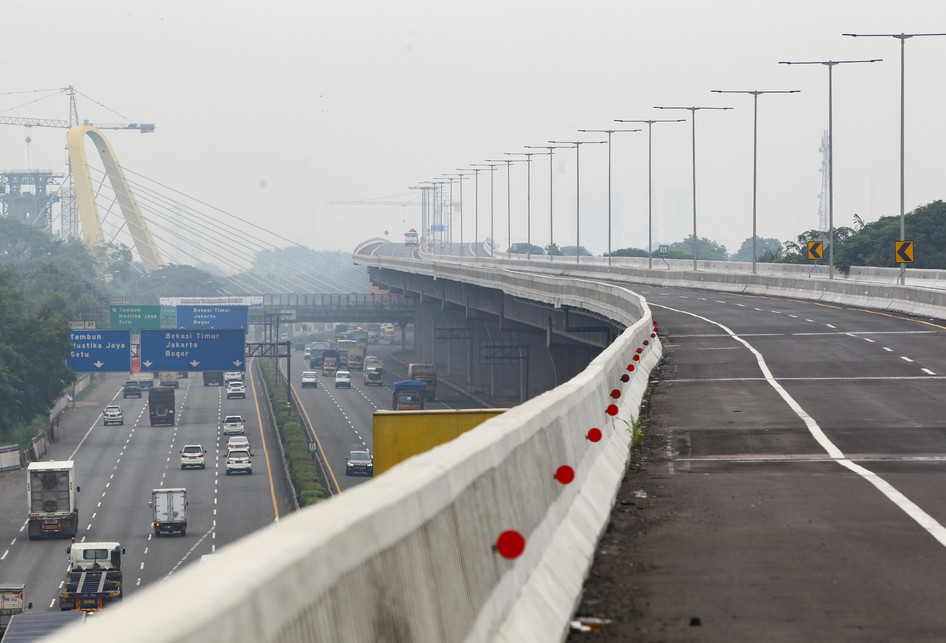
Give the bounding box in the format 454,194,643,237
569,285,946,641
0,361,294,614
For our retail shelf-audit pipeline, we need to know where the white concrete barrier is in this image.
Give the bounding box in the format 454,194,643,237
49,268,661,643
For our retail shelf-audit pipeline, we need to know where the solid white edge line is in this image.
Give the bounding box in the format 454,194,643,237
655,302,946,548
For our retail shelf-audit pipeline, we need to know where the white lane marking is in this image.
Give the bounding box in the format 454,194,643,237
165,526,216,577
901,356,914,363
0,550,7,560
883,347,893,352
826,324,836,329
923,368,937,375
655,302,946,548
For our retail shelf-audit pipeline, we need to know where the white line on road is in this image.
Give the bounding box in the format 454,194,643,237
901,356,915,363
655,302,946,549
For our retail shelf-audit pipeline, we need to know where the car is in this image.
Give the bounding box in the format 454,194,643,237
122,380,142,398
222,415,245,435
225,448,252,475
227,436,250,451
224,371,243,385
346,450,374,477
301,371,319,389
335,370,352,389
180,444,207,469
103,405,124,426
227,381,246,399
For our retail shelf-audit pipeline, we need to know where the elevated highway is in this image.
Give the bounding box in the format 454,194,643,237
51,243,946,642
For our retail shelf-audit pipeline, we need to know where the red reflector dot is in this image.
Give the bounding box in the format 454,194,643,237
620,374,630,382
627,364,635,372
496,530,526,559
606,404,618,416
636,347,643,354
555,465,575,484
587,428,602,442
650,333,656,338
632,355,640,361
610,389,621,399
643,340,649,346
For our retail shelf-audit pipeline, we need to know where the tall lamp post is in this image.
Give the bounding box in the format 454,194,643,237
779,58,881,280
548,139,607,263
525,144,571,261
652,106,732,270
710,89,799,274
505,151,540,258
487,158,527,254
444,172,469,256
844,32,946,285
471,163,499,255
458,168,481,256
578,128,641,265
614,119,685,269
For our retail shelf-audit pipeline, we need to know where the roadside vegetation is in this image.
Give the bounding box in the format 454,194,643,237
259,359,330,507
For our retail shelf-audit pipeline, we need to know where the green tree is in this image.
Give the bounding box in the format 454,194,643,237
663,235,728,261
608,246,649,258
732,237,783,262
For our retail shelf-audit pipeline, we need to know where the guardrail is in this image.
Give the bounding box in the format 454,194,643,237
49,262,661,643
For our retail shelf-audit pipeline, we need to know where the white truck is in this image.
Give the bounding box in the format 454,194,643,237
26,461,78,540
158,371,179,388
59,542,124,611
0,583,29,636
150,488,187,537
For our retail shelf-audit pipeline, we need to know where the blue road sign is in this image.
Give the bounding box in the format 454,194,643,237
176,305,248,330
140,328,246,372
68,330,132,372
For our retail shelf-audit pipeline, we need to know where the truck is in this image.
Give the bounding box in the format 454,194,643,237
129,371,154,390
26,461,78,540
347,345,366,371
408,362,437,401
148,386,175,426
392,380,426,410
158,371,179,388
308,341,332,369
59,542,124,611
202,370,224,386
364,362,384,386
0,583,29,636
150,488,187,537
2,611,85,640
404,228,419,246
322,350,340,377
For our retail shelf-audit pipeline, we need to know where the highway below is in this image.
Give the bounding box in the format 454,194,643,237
569,283,946,641
288,343,489,493
0,362,293,614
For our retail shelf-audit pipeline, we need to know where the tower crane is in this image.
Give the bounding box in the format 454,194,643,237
0,86,163,272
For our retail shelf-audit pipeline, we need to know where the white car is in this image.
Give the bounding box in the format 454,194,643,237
180,444,206,469
227,381,246,399
301,371,319,388
224,371,243,385
222,415,245,435
227,436,250,451
225,448,252,475
335,370,352,389
103,405,123,426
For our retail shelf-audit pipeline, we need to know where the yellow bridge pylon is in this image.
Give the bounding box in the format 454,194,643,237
67,125,165,273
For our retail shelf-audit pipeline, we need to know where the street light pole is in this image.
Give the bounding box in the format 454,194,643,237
710,89,799,274
487,158,527,254
445,172,469,256
779,58,881,280
652,106,732,270
614,119,685,269
548,140,607,263
459,168,482,256
472,163,499,255
505,152,541,258
525,145,570,261
577,129,642,265
844,32,946,285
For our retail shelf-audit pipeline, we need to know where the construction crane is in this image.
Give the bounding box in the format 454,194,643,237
0,86,163,272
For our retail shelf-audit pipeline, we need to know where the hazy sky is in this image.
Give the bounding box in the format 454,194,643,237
3,1,946,261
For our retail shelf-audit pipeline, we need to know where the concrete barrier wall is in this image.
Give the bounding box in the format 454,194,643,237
49,270,661,643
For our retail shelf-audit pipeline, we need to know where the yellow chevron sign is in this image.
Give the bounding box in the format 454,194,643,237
895,240,914,263
807,241,823,260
